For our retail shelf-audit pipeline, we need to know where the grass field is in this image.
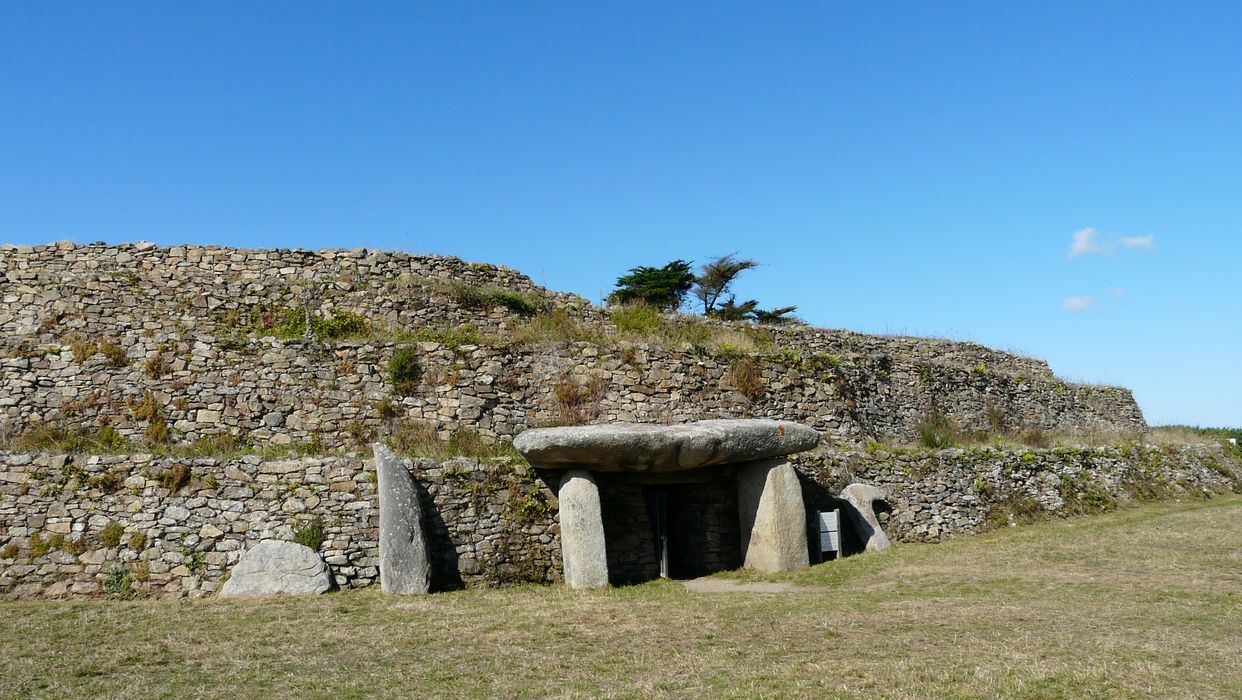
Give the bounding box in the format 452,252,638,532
3,495,1241,699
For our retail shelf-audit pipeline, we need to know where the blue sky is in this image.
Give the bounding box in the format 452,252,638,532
1,2,1239,427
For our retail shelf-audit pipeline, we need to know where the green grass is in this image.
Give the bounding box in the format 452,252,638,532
3,496,1241,698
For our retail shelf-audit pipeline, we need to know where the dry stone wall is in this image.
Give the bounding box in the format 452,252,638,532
0,242,1144,449
2,443,1236,598
794,443,1242,545
0,450,561,598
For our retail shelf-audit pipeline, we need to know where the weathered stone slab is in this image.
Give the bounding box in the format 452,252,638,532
557,470,608,588
514,419,820,472
840,483,892,553
218,540,332,597
737,458,809,572
373,443,431,594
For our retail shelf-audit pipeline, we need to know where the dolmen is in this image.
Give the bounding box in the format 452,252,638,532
514,419,821,589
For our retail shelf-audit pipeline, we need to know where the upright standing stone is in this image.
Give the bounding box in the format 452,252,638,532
840,483,892,553
557,470,609,589
373,443,431,594
736,458,809,572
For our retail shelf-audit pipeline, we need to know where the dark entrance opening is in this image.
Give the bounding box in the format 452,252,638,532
599,472,743,585
645,480,743,580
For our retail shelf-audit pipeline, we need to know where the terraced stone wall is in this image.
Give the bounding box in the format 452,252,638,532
0,243,1145,450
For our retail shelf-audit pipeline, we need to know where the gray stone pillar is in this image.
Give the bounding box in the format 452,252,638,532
557,469,609,589
840,483,892,553
737,458,809,572
374,443,431,594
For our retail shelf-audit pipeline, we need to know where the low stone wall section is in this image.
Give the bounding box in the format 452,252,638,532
0,451,561,598
795,443,1242,544
2,443,1238,598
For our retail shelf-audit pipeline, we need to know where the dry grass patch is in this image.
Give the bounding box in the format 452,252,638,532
3,496,1241,698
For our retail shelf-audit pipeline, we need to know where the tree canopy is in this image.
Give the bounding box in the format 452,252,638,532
609,260,695,311
693,254,758,316
609,254,799,325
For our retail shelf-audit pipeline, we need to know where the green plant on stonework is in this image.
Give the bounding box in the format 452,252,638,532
29,533,67,558
725,358,765,401
347,419,374,446
485,290,547,316
159,464,192,493
982,495,1046,530
712,342,750,361
865,439,891,454
1057,472,1116,515
99,340,129,368
374,397,399,420
98,521,125,548
181,545,206,574
103,565,137,599
293,517,327,551
131,391,170,446
128,532,148,551
511,309,600,345
610,303,663,335
916,408,958,449
68,336,98,363
387,347,422,396
0,542,18,559
93,426,129,453
511,493,555,524
389,421,526,463
7,423,135,455
258,308,370,340
143,351,171,378
178,434,245,458
552,373,607,426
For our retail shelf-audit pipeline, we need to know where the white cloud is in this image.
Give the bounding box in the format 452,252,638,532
1118,235,1155,251
1067,228,1156,259
1108,288,1127,298
1068,228,1105,259
1062,296,1097,312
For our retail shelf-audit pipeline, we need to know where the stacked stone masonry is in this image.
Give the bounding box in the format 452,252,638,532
1,444,1236,597
1,242,1144,450
0,451,561,597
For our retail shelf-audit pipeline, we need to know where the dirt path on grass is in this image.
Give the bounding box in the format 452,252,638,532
678,577,817,593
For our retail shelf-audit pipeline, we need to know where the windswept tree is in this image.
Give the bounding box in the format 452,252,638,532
752,305,799,325
609,260,695,311
694,254,758,315
712,296,759,321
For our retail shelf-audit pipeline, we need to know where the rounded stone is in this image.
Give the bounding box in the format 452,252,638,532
217,539,332,597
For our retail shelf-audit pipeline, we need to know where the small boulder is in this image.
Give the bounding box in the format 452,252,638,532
840,483,892,553
218,540,332,597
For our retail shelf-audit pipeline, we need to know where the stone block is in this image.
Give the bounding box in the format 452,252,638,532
737,458,809,572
